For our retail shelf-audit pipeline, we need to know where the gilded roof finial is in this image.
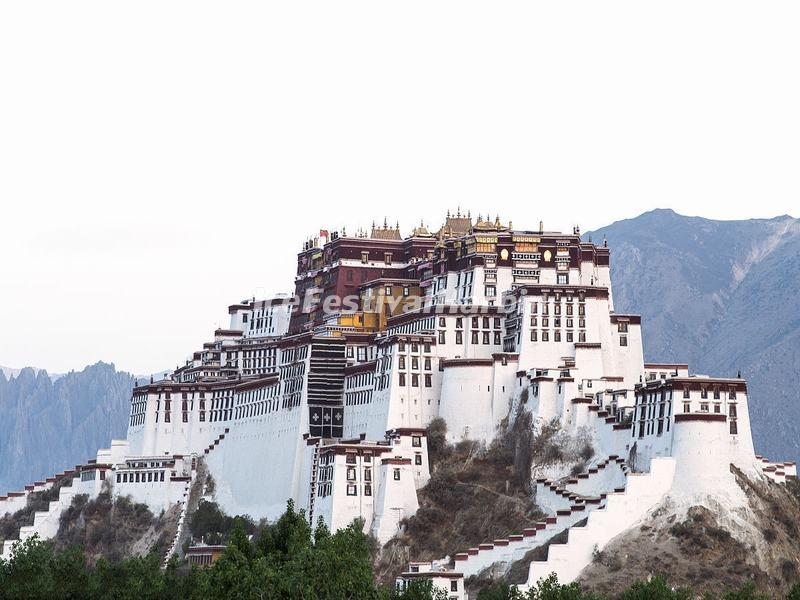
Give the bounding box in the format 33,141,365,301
383,217,388,229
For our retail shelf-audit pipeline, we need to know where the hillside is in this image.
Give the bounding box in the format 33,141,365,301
587,209,800,464
576,469,800,594
0,362,136,493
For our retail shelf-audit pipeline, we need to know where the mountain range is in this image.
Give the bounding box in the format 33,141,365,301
0,363,136,493
588,209,800,463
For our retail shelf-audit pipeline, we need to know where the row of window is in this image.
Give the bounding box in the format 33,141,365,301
530,330,587,343
345,389,374,406
398,356,432,370
441,316,503,330
399,373,433,387
531,316,585,328
116,471,166,484
398,341,434,353
438,330,502,345
346,371,376,390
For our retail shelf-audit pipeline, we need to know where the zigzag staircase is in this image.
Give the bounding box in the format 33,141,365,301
450,456,630,579
161,428,229,568
0,468,84,558
518,457,676,588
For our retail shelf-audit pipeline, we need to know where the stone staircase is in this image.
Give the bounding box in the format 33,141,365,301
161,428,229,568
1,470,84,558
535,456,628,514
520,457,676,587
756,455,797,483
450,456,629,579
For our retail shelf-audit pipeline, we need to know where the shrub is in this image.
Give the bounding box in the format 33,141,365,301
426,417,450,466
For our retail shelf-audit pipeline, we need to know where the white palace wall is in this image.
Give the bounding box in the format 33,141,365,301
205,405,307,521
438,360,494,443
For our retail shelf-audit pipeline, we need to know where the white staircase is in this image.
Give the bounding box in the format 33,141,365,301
1,473,82,559
521,457,676,587
450,456,631,579
161,428,229,568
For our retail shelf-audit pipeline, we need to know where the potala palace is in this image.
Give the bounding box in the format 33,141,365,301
1,211,795,596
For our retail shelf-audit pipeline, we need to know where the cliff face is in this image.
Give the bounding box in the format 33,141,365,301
0,362,135,493
587,209,800,464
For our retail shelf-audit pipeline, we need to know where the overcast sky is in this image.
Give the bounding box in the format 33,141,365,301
1,1,798,375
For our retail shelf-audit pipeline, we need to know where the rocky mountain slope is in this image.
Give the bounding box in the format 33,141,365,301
588,209,800,464
0,362,136,493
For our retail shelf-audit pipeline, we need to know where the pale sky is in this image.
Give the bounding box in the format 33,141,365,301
1,1,798,375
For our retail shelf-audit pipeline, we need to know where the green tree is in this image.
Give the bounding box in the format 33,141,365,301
720,581,769,600
0,535,57,598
